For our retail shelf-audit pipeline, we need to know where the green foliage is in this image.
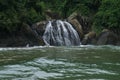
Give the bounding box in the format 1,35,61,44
42,0,101,18
0,0,119,34
93,0,120,34
0,0,45,32
62,0,90,17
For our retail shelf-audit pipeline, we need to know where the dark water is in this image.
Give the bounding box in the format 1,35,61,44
0,45,120,80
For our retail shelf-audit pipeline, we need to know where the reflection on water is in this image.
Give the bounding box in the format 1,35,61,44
0,45,120,80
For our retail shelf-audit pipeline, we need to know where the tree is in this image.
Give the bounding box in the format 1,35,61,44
93,0,120,34
0,0,45,32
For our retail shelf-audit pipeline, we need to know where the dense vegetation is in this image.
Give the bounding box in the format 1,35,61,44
93,0,120,34
0,0,119,34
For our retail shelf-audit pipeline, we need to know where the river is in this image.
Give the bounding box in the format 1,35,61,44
0,45,120,80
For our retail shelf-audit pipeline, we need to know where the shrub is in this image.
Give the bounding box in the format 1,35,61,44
93,0,120,34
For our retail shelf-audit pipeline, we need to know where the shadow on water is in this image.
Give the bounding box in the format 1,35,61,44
0,45,120,80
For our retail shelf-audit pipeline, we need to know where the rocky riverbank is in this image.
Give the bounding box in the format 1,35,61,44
0,11,120,47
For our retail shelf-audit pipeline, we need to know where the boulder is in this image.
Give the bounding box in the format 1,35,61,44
21,23,45,46
97,29,118,45
0,23,45,47
77,15,91,34
67,12,91,34
68,19,83,39
32,21,46,36
82,31,96,45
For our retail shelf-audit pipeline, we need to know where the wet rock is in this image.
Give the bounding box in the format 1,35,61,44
77,15,91,34
97,29,118,45
82,31,96,45
32,21,46,36
68,19,83,39
67,12,91,34
21,23,45,46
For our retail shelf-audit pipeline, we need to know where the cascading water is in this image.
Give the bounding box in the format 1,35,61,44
43,20,81,46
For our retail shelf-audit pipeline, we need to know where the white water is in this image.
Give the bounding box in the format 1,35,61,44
0,45,120,80
43,20,81,46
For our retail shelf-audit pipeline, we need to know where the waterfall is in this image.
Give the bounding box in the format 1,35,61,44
43,20,81,46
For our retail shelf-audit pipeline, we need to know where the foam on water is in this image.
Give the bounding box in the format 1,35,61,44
0,45,120,79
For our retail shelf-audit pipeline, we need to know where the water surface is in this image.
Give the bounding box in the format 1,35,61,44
0,45,120,80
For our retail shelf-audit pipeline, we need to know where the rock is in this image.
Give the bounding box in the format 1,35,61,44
22,23,34,35
32,21,46,36
0,23,45,47
77,15,91,34
68,19,83,39
116,35,120,46
6,37,28,47
82,31,96,45
67,12,78,20
0,34,29,47
44,9,61,20
21,23,45,46
97,29,118,45
117,42,120,46
67,12,91,34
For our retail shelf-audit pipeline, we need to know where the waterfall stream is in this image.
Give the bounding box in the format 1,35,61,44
43,20,81,46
